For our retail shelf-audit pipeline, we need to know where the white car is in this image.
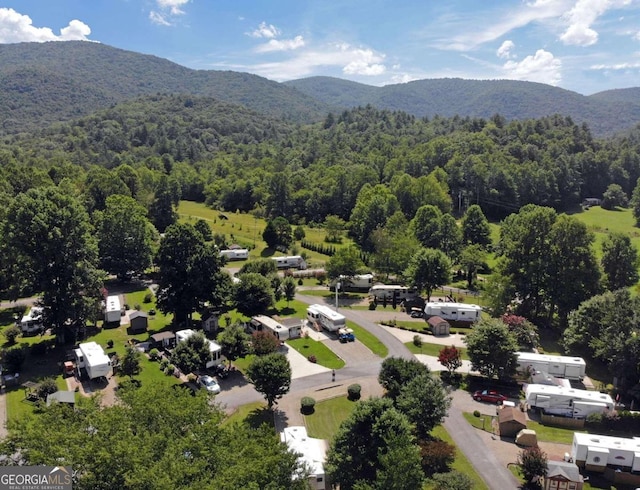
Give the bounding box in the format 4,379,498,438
198,375,221,394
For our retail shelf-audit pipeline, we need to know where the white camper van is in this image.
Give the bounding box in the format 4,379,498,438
368,285,419,303
219,249,249,261
329,274,374,292
104,295,122,323
19,306,44,334
75,342,112,380
306,304,346,332
249,315,301,340
423,302,482,323
516,352,586,380
524,384,614,418
272,255,307,270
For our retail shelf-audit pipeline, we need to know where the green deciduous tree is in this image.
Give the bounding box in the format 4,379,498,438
216,322,250,367
458,244,487,289
0,187,103,343
438,213,463,260
324,215,346,243
238,258,278,276
172,331,212,374
246,352,291,409
631,176,640,226
96,195,157,280
234,273,274,317
601,232,639,291
404,248,452,300
326,246,366,280
283,276,297,306
326,397,423,490
410,205,442,249
602,183,628,210
465,318,518,380
121,345,142,379
378,357,430,401
461,204,491,248
396,374,451,440
194,218,213,241
517,446,548,486
349,183,400,251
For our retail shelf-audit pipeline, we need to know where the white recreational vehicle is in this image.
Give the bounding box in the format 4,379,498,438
272,255,307,270
249,315,301,341
524,384,614,418
329,274,374,292
104,295,122,323
423,302,482,323
74,342,112,380
571,433,640,473
280,426,328,490
516,352,586,380
19,306,44,334
175,329,223,369
219,249,249,261
369,285,419,303
306,304,347,333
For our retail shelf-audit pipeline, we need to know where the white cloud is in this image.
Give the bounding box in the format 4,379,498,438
249,22,280,39
149,11,171,26
0,8,91,43
634,31,640,41
503,49,562,85
256,35,305,53
559,0,609,46
590,60,640,70
156,0,190,16
497,40,516,59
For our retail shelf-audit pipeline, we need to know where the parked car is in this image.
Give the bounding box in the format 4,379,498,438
473,389,507,404
198,375,221,394
338,327,355,343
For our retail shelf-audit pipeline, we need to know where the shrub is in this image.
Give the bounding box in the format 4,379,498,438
252,331,279,356
36,377,58,400
187,373,197,383
413,335,423,348
348,384,361,401
149,348,160,361
106,339,114,349
3,346,27,373
368,301,377,310
143,293,153,303
473,410,481,418
298,278,303,286
419,439,456,476
301,396,316,414
307,355,317,363
3,325,22,345
165,364,175,375
134,304,141,311
430,471,473,490
159,358,169,370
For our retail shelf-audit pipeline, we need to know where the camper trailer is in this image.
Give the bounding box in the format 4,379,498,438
249,315,301,340
524,384,614,418
272,255,307,270
423,302,482,323
74,342,111,380
571,433,640,473
104,295,122,323
175,329,223,369
306,304,347,333
19,306,43,334
369,285,419,303
280,426,328,490
329,274,374,292
517,352,586,380
219,249,249,261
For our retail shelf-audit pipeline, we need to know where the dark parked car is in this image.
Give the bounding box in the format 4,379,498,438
473,389,507,404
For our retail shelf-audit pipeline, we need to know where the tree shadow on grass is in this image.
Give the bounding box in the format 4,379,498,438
245,406,276,429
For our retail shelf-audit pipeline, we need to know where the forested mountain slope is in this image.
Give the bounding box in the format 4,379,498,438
0,42,332,134
285,76,640,137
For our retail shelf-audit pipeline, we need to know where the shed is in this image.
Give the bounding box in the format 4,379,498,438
515,429,538,447
129,311,148,333
498,406,527,437
46,390,76,407
542,460,584,490
150,330,175,350
427,316,450,336
201,310,220,334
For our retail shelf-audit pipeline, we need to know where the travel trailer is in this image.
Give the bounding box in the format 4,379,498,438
249,315,301,341
219,249,249,261
175,329,223,368
329,274,374,292
369,285,419,303
19,306,43,334
104,295,122,323
571,433,640,473
423,302,482,323
74,342,112,380
272,255,307,270
516,352,586,380
524,384,614,418
280,426,328,490
306,304,347,332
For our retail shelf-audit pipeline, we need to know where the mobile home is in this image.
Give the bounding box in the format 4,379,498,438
219,249,249,261
306,304,347,332
175,329,223,369
280,426,328,490
369,284,419,303
19,306,43,334
104,295,122,323
74,342,112,380
329,274,374,292
572,433,640,473
272,255,307,270
524,384,614,418
517,352,586,380
249,315,301,340
423,302,482,323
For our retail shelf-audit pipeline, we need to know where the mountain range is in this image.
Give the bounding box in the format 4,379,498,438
0,41,638,138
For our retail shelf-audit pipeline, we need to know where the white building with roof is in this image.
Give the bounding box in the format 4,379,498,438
280,426,328,489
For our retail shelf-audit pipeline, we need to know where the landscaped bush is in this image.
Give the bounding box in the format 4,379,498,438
165,364,175,375
143,293,153,303
473,410,481,418
134,304,141,311
148,348,160,361
106,339,114,349
36,377,58,400
419,439,456,476
301,396,316,414
3,325,21,345
307,355,317,363
159,358,169,370
187,373,197,383
368,301,377,310
413,335,423,348
348,383,361,400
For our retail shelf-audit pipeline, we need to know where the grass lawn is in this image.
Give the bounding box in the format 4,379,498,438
347,320,388,357
405,341,469,360
287,337,345,369
463,412,495,432
221,401,272,428
304,395,359,440
430,425,489,490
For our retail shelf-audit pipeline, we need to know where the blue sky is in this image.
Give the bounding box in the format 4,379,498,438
1,0,639,95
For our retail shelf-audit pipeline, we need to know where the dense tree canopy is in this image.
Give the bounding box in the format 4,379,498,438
246,352,292,409
601,232,639,291
465,318,518,380
404,248,452,300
